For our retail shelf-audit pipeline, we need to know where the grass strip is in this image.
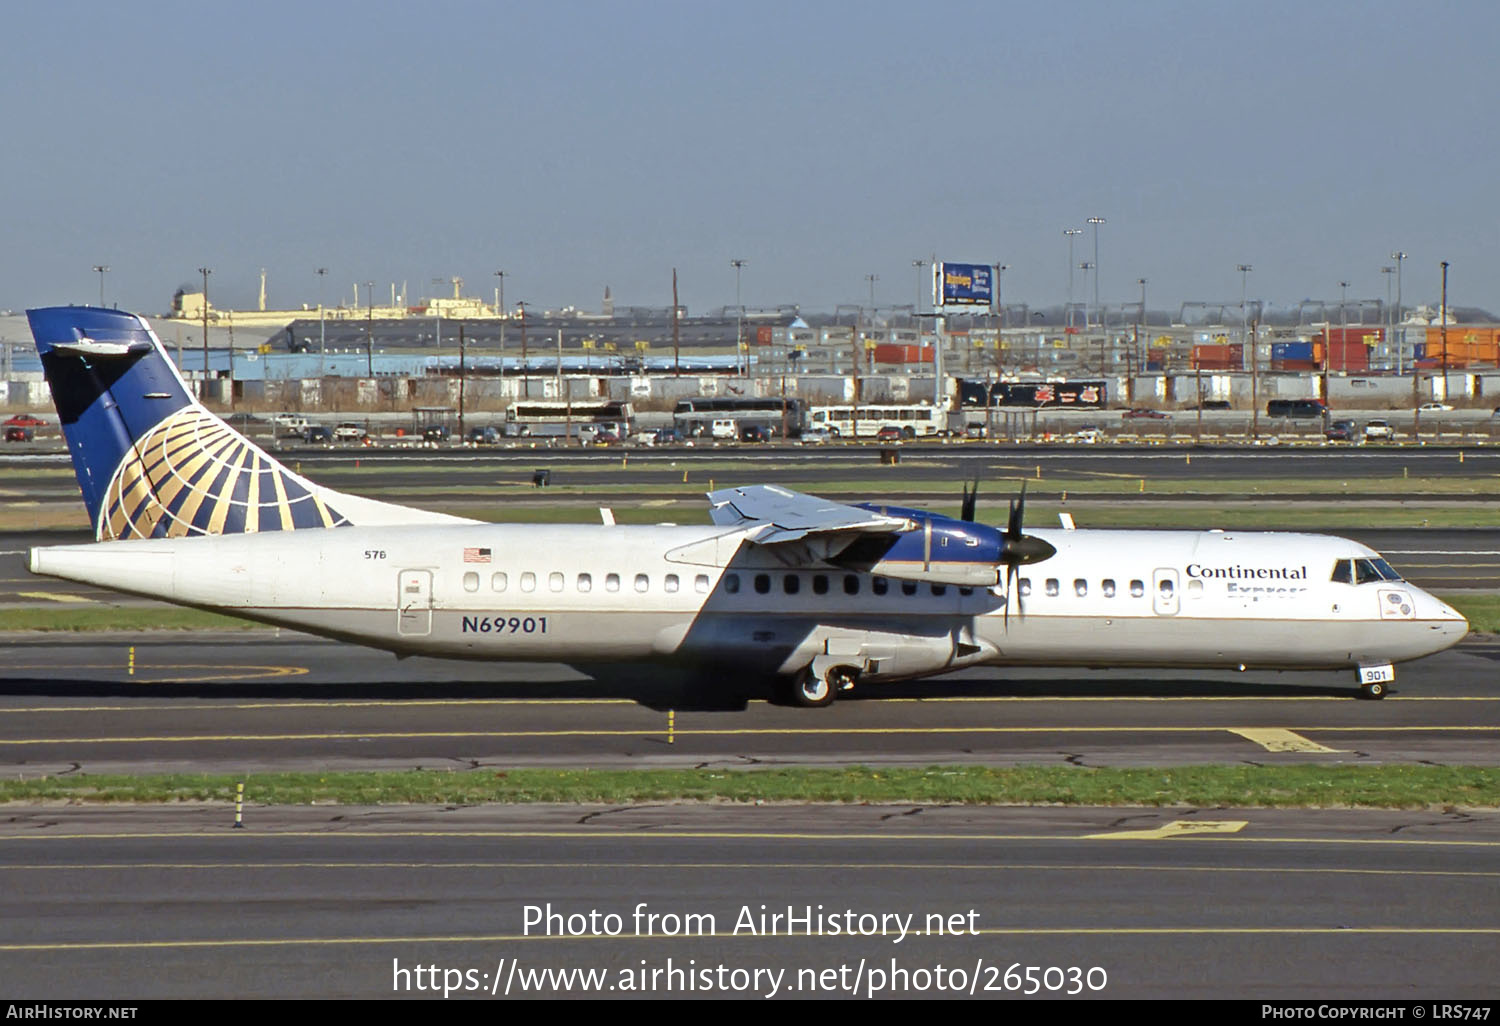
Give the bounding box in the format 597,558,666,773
0,607,262,632
2,765,1497,808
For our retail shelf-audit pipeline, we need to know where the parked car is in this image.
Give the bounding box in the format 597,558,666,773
590,429,621,446
1418,402,1453,412
653,427,685,446
1122,408,1169,420
1325,419,1355,442
421,424,450,443
3,414,46,428
875,425,906,442
799,426,833,445
4,425,34,442
333,422,367,442
466,426,500,445
1363,420,1394,442
738,424,771,443
302,425,333,444
1072,425,1104,444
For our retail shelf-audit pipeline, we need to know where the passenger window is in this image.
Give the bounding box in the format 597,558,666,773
605,573,620,592
784,575,800,595
1019,578,1032,597
754,574,771,594
931,584,947,596
812,574,829,595
1130,579,1145,597
664,574,679,593
1074,579,1087,597
843,575,860,595
577,573,592,592
1102,579,1116,598
695,574,710,594
1331,560,1353,584
1045,579,1060,597
549,572,564,592
463,572,479,592
1187,579,1204,596
520,572,536,592
1159,579,1175,596
901,581,918,596
635,573,649,592
491,572,508,592
872,576,889,596
725,573,741,594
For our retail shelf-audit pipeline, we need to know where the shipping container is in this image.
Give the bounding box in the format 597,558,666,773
756,325,774,346
1321,326,1385,347
1272,341,1315,361
871,344,933,364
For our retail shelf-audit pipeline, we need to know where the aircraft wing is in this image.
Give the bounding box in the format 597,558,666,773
706,484,911,546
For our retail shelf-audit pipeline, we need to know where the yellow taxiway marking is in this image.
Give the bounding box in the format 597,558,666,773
0,724,1494,745
1084,821,1248,840
1,830,1498,849
0,664,308,685
2,861,1498,879
1228,728,1347,754
12,591,96,604
2,926,1498,952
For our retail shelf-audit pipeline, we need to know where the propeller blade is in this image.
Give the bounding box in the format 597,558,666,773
999,480,1055,566
960,476,979,523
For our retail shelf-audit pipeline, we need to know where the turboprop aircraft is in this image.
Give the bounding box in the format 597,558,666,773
24,306,1468,705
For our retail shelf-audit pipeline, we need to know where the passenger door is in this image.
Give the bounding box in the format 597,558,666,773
1152,568,1180,616
397,570,433,636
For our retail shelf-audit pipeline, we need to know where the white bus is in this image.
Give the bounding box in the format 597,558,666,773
807,403,951,439
503,400,634,438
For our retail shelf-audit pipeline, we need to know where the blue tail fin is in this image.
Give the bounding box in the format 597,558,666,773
28,306,353,540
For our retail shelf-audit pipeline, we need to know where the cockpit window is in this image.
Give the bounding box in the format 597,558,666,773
1370,558,1403,581
1334,558,1403,584
1331,560,1353,584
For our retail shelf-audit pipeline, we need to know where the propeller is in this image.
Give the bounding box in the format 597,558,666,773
960,475,979,523
997,481,1056,628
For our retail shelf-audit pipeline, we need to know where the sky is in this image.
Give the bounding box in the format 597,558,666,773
3,0,1496,320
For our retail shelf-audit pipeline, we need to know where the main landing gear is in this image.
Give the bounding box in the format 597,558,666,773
1359,680,1387,700
784,664,860,707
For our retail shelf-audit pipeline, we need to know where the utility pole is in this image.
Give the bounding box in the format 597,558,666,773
93,265,109,308
731,259,746,377
197,267,212,403
365,281,375,377
1392,250,1407,374
494,269,506,366
1440,260,1450,404
1063,229,1081,330
1134,277,1146,406
316,268,328,378
518,301,529,400
458,322,466,442
1250,316,1260,442
672,268,681,377
1087,216,1106,322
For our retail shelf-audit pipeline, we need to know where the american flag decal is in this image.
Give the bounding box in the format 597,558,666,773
463,547,492,563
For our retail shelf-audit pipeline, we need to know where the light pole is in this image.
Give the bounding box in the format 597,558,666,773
1237,264,1253,345
1380,266,1395,371
92,265,109,308
1391,250,1407,372
865,273,879,312
1078,261,1094,346
1136,276,1147,406
493,269,506,367
1237,265,1254,436
731,259,746,376
1063,229,1081,329
994,263,1009,369
1087,216,1106,324
197,266,212,401
365,281,375,377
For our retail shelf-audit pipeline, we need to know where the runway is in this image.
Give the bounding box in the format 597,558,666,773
1,803,1496,999
1,635,1496,775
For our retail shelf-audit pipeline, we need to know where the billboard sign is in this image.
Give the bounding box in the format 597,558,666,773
935,262,994,308
958,379,1107,409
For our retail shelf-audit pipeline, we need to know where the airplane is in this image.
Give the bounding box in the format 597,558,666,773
23,306,1469,705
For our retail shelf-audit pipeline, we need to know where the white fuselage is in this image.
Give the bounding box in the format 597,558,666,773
30,523,1468,684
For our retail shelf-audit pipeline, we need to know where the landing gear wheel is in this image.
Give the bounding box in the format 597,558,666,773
791,667,835,707
1360,681,1387,700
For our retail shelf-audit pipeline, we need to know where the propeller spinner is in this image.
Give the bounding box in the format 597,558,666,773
998,482,1055,627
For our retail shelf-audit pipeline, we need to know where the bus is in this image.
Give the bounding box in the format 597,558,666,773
807,403,952,439
503,400,634,438
1265,398,1327,419
672,397,807,438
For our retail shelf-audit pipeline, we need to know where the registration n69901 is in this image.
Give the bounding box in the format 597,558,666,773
461,616,549,634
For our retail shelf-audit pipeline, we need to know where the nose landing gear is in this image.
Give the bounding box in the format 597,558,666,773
785,663,860,707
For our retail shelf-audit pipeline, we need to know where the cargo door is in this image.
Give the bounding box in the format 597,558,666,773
397,570,433,636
